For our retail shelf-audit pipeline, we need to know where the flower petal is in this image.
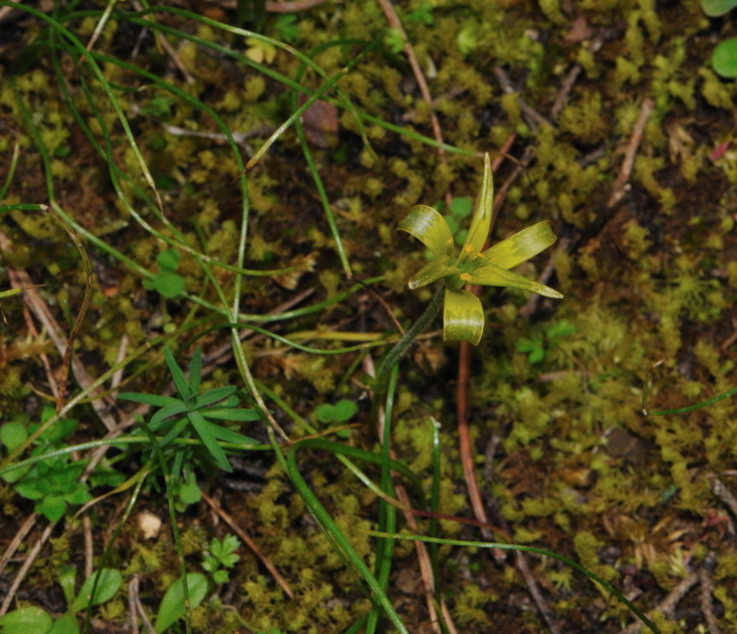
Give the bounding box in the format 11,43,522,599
443,287,485,345
398,205,454,257
470,262,563,298
408,257,457,289
481,221,557,270
461,153,494,259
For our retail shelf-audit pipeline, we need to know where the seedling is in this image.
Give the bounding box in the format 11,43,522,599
314,399,357,438
273,14,299,43
202,534,241,585
143,249,185,299
0,407,121,522
119,347,261,477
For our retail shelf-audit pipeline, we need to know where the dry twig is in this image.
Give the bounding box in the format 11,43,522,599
607,98,654,208
201,490,294,598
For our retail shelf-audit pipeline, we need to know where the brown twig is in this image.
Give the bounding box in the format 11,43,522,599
618,570,699,634
493,66,552,131
129,574,156,634
6,266,118,431
549,37,604,120
0,522,55,615
607,98,654,208
265,0,328,12
699,554,721,634
201,490,294,598
376,0,450,202
455,136,518,549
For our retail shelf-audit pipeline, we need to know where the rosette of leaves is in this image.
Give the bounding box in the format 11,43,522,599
119,348,260,476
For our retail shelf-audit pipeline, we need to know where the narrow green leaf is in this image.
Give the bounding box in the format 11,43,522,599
118,392,181,407
150,402,189,425
164,347,190,400
159,417,190,446
443,287,484,345
188,411,231,471
470,262,563,298
201,407,261,422
397,204,454,257
407,256,456,289
194,386,237,409
205,423,258,445
189,347,202,393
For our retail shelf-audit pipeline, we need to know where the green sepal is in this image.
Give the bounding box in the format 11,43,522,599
407,256,457,289
470,261,563,298
482,221,557,269
397,204,454,257
443,287,484,345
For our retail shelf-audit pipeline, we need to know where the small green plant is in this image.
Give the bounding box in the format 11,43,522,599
516,319,576,364
406,2,434,25
119,347,261,478
202,534,241,585
397,153,563,345
0,567,122,634
0,407,120,522
143,249,186,299
314,399,357,438
273,14,299,43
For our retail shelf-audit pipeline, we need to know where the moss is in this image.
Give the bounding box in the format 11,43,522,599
699,68,734,109
539,0,567,25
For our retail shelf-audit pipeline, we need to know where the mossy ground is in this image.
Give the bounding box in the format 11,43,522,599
1,1,737,632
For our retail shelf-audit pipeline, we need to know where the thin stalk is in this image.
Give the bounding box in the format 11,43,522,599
375,287,444,388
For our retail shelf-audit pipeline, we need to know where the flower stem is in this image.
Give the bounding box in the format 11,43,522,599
375,286,444,389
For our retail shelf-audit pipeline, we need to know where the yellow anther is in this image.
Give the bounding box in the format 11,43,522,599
460,272,473,282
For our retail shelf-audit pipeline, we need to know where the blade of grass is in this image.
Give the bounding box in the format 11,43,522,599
365,530,661,634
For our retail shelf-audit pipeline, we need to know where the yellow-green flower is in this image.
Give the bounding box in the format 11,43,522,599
398,154,563,346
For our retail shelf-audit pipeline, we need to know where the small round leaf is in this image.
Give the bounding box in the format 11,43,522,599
712,37,737,78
